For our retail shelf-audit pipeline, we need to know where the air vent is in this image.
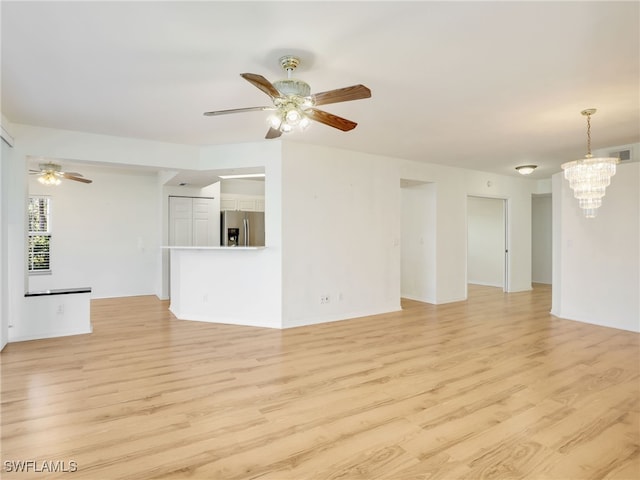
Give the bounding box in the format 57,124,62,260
609,149,631,161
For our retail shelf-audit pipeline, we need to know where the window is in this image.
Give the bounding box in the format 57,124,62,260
28,196,51,273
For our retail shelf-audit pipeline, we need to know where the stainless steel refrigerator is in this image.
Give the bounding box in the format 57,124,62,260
220,211,265,247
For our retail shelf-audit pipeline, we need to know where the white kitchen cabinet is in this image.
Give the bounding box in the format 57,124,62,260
220,194,265,212
237,198,256,211
220,198,237,211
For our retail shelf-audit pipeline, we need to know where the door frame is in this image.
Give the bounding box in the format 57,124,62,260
466,195,510,294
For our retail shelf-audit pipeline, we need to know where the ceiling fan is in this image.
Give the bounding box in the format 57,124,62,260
29,162,93,185
204,55,371,139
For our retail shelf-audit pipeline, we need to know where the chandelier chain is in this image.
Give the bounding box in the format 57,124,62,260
586,113,592,158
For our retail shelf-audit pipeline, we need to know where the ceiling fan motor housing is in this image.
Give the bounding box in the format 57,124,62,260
40,162,61,173
273,79,311,98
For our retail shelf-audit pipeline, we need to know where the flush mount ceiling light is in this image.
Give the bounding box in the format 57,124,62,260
561,109,618,218
218,173,265,180
515,165,537,175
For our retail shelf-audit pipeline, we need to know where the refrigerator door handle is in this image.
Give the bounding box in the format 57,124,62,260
243,218,249,246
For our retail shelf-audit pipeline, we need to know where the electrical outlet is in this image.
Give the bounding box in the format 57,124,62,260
56,304,64,314
320,295,330,304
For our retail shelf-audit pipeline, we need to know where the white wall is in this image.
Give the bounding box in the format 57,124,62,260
398,163,466,303
1,124,27,347
401,182,436,303
467,196,505,288
532,194,552,284
552,162,639,332
12,123,201,170
398,160,534,301
28,165,160,298
281,142,401,327
280,142,538,325
3,122,541,334
465,173,533,293
0,138,11,350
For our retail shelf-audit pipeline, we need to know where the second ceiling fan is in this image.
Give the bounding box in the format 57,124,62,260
204,56,371,139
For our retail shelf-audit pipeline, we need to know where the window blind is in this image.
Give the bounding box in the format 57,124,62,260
28,196,51,272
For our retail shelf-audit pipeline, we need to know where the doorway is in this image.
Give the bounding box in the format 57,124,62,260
467,196,508,291
400,180,436,304
531,194,552,285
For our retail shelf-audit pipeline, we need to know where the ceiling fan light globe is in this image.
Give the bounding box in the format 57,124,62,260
285,109,301,125
268,115,282,129
38,172,61,185
299,117,311,130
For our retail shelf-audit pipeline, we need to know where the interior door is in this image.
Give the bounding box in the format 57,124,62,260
467,196,507,290
192,198,217,246
169,197,193,246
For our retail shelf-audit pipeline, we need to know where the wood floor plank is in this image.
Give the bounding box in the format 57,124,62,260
1,284,639,479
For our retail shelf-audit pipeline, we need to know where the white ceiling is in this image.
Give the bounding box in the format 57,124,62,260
3,1,639,180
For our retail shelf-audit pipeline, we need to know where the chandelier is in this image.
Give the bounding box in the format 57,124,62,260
561,109,618,218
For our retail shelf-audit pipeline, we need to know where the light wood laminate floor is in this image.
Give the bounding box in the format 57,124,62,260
1,284,638,479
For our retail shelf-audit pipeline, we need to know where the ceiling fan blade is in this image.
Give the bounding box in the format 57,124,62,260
240,73,281,99
204,106,275,116
312,84,371,106
305,108,358,132
62,173,92,184
265,127,282,140
61,171,83,177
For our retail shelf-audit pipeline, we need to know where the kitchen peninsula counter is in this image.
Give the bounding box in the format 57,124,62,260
166,245,280,329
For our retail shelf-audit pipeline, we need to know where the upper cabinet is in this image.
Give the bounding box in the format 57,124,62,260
219,178,265,211
220,197,238,211
219,194,265,212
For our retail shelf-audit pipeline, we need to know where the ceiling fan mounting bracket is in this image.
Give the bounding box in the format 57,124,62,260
279,55,300,73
